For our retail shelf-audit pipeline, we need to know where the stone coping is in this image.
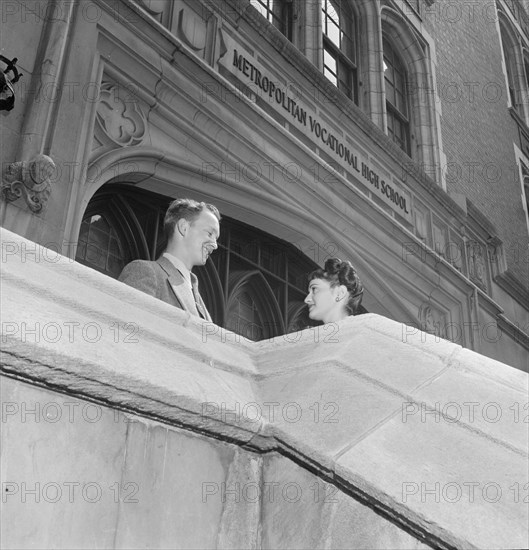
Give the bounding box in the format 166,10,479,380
1,228,528,549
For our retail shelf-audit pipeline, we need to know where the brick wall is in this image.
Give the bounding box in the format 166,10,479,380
424,1,529,286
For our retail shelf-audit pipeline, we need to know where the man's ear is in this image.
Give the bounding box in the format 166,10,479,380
176,218,189,237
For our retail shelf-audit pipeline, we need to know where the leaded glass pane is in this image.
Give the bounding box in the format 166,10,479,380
322,0,357,102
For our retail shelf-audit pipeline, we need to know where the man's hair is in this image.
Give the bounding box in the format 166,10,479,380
163,198,221,242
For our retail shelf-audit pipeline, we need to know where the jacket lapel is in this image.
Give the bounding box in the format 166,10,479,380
157,256,212,320
156,257,189,311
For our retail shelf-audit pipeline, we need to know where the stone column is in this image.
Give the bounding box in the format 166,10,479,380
17,0,76,159
302,0,322,69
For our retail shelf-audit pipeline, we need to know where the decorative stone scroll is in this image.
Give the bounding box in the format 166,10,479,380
1,154,56,213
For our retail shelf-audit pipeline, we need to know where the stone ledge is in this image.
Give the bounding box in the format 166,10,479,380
1,227,527,549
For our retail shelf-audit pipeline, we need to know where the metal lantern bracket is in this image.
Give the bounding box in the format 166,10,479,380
0,55,22,111
0,55,23,84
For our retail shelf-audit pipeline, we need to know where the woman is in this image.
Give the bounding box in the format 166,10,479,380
304,258,364,323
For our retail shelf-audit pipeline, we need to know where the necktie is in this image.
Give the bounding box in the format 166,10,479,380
190,273,207,320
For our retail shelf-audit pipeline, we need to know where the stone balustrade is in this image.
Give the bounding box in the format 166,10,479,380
1,227,527,549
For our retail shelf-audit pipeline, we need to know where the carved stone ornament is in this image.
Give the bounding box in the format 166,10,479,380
1,154,55,213
467,241,486,288
96,83,146,147
177,8,206,52
432,221,447,257
418,303,446,339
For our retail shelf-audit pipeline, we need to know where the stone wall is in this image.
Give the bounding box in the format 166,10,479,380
1,377,431,549
1,228,527,549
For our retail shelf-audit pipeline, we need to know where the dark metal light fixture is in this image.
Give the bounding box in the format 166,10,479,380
0,55,23,111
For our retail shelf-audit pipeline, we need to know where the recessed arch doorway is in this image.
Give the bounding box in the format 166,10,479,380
76,183,329,340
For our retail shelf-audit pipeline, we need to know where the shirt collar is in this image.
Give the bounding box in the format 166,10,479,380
163,253,194,285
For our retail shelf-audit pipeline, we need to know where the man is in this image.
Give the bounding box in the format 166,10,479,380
118,198,221,321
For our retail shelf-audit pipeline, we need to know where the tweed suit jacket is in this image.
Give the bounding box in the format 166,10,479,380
118,256,211,321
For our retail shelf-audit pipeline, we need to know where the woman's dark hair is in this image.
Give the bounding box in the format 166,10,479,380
308,258,364,315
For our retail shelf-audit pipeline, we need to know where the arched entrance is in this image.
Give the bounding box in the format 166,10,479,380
76,184,322,340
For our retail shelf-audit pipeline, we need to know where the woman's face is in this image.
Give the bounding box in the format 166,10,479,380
304,277,346,323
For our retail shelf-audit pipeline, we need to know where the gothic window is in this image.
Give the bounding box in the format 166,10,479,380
226,271,284,340
383,36,410,154
211,221,318,339
227,289,265,340
76,192,150,278
250,0,293,40
497,8,529,127
322,0,358,103
500,22,519,109
522,49,529,123
523,174,529,233
77,215,125,278
243,0,439,168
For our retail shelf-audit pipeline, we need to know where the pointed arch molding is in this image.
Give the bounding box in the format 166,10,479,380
79,146,310,244
198,259,226,325
227,270,286,336
380,6,439,167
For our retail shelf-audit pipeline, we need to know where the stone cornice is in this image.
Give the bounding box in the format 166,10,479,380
495,269,529,308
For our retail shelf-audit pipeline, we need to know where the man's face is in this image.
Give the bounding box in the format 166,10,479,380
182,209,220,268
